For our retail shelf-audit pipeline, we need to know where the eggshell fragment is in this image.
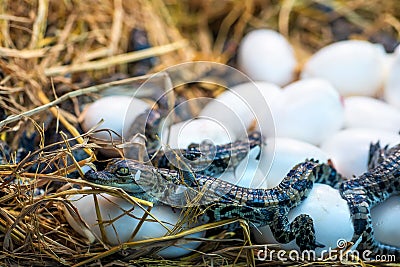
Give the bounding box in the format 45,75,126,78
64,193,204,258
253,184,353,256
238,29,297,86
301,40,385,96
371,196,400,247
320,128,400,177
276,79,344,145
344,96,400,133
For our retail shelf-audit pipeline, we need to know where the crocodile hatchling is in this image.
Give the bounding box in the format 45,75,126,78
85,157,342,251
340,142,400,258
147,131,263,176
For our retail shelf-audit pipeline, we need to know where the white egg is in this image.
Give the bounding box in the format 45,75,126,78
161,118,233,149
276,79,344,145
301,40,386,96
200,79,344,146
238,29,297,86
82,96,149,140
371,196,400,247
253,183,353,256
384,52,400,109
243,82,282,138
199,81,281,139
344,96,400,133
64,193,204,258
231,81,282,138
198,88,254,139
232,137,328,189
82,95,150,156
320,128,400,177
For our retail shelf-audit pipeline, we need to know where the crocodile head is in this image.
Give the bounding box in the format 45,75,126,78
84,159,152,195
84,158,198,206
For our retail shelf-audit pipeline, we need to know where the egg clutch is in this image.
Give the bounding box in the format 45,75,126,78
70,29,400,259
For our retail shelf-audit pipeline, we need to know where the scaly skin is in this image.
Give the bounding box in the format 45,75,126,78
84,158,342,251
340,142,400,258
147,131,264,176
367,141,390,171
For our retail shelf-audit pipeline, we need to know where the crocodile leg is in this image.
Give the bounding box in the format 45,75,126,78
340,144,400,258
343,190,400,258
268,207,324,251
358,229,400,259
313,162,344,189
339,187,370,243
368,141,390,171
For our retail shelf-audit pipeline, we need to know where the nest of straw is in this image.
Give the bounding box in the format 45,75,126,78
0,0,399,266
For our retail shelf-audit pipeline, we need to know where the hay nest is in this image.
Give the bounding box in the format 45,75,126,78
0,0,399,266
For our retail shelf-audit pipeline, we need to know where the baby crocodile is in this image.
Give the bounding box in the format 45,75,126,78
85,158,342,251
147,131,263,176
340,142,400,258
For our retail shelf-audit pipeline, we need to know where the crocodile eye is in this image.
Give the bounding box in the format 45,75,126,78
116,167,130,176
